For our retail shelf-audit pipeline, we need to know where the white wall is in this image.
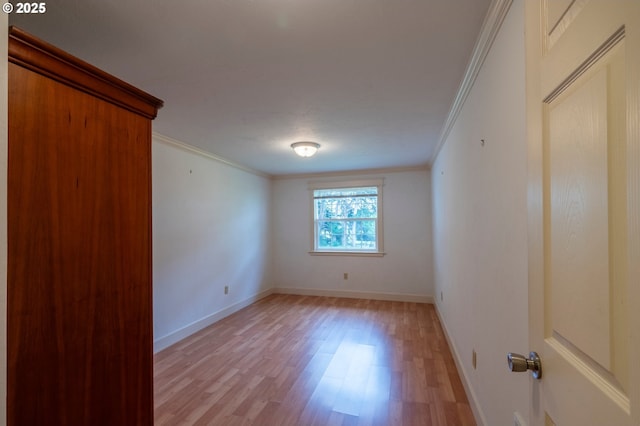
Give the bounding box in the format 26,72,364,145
152,136,273,352
1,13,8,425
432,2,529,425
272,169,433,301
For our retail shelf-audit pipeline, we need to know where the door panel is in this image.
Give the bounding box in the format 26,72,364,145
548,64,612,372
544,40,630,426
546,0,587,48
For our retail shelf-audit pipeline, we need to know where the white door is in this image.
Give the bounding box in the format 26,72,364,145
526,1,640,425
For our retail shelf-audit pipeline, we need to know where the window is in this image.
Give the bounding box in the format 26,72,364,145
310,179,384,255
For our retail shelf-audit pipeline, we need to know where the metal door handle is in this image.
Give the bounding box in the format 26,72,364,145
507,351,542,379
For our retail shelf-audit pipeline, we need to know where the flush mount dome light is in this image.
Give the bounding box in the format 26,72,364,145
291,141,320,158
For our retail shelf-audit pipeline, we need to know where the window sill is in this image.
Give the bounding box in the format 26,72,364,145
309,251,386,257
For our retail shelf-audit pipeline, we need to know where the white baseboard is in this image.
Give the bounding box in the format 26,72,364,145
274,287,434,304
154,287,433,353
434,302,486,426
153,288,274,353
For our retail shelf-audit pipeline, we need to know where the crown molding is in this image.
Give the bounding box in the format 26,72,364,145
430,0,514,165
153,132,271,179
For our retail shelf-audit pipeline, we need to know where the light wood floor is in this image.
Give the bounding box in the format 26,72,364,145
154,294,475,425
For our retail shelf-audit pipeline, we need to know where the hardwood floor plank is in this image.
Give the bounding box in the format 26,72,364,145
154,294,475,425
299,375,342,425
403,402,432,426
357,364,391,425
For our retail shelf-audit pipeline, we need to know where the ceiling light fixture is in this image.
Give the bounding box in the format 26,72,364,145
291,141,320,158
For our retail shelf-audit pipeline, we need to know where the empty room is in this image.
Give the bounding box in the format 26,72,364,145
3,0,639,425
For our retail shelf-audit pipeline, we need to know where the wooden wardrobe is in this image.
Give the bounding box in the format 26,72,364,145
7,27,163,425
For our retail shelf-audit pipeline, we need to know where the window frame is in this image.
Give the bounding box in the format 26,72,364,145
308,178,385,256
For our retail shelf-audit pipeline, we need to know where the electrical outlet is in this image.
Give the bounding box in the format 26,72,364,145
344,273,348,280
224,285,229,295
472,349,477,369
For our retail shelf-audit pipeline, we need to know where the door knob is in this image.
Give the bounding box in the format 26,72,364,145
507,351,542,379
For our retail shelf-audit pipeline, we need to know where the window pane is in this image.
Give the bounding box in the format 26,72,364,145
316,220,376,250
314,187,377,198
314,196,377,220
317,221,344,249
312,185,381,252
349,220,376,249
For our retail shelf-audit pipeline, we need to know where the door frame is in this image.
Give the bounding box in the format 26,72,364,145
525,1,544,424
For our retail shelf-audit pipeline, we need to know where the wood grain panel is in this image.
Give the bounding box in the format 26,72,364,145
548,65,610,369
8,55,154,425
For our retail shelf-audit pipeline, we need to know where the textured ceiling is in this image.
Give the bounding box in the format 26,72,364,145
10,0,491,176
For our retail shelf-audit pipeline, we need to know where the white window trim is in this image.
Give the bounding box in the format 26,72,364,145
308,178,385,256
